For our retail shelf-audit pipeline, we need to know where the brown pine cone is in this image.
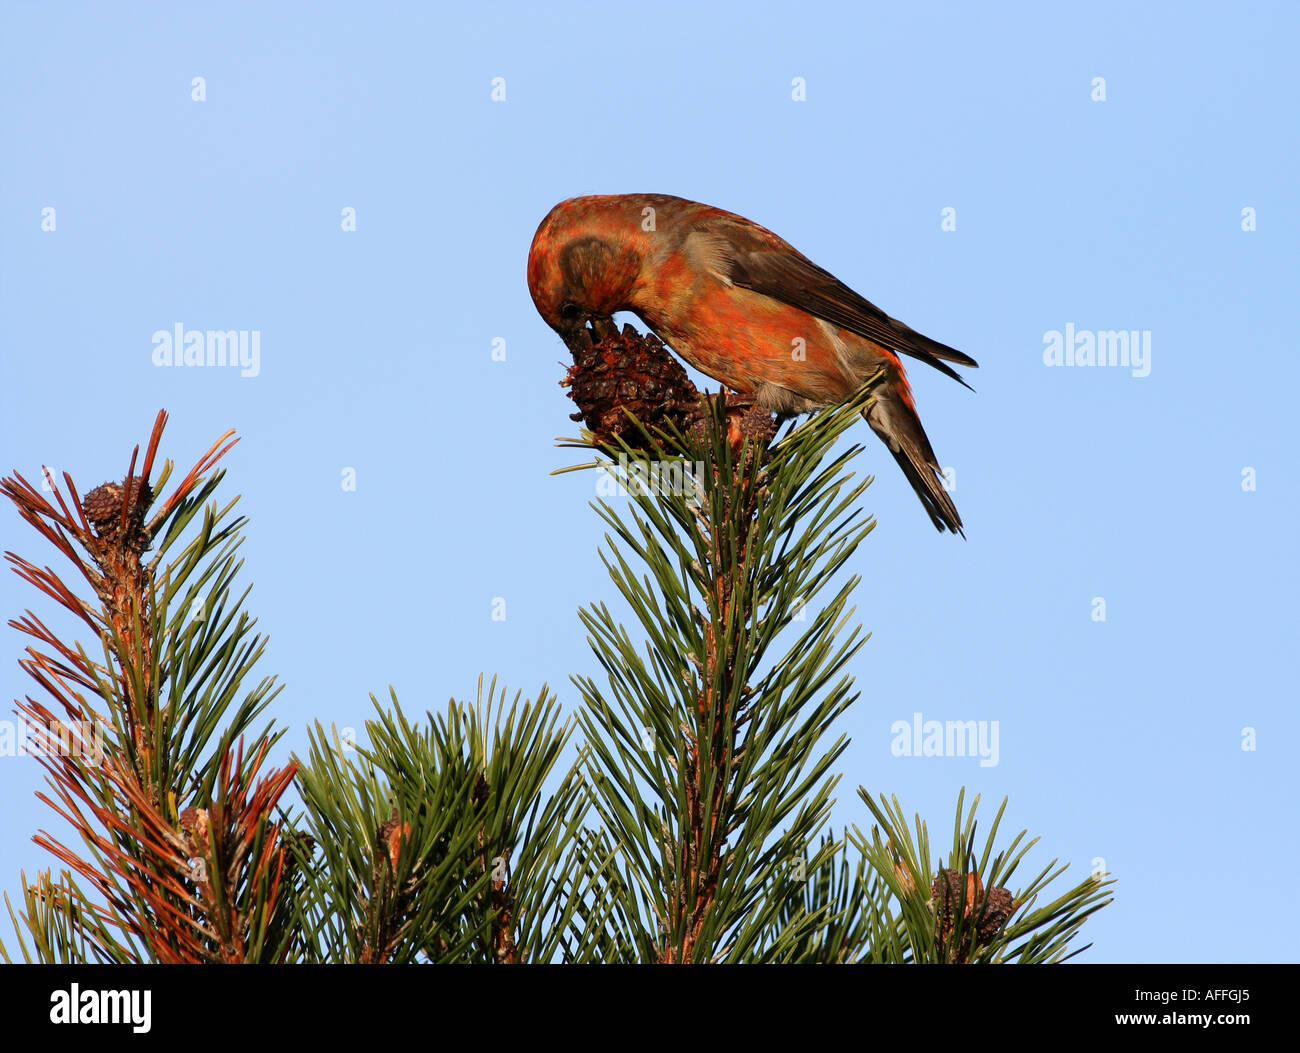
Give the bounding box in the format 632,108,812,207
82,477,152,536
562,324,702,446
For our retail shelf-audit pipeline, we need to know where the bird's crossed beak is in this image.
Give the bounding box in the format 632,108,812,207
560,313,619,353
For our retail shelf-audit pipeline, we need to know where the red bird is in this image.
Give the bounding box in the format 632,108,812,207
527,194,977,534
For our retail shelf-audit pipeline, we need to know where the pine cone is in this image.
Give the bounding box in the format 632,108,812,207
932,867,1016,960
562,324,702,446
976,885,1016,944
82,477,152,536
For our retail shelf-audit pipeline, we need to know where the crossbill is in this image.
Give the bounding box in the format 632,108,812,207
527,193,977,534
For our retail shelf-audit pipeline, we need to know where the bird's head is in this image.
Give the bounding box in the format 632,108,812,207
527,196,648,351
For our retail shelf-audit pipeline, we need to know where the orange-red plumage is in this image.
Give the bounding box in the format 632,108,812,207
527,193,977,534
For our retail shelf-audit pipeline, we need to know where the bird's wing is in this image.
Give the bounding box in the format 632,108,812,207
702,216,979,387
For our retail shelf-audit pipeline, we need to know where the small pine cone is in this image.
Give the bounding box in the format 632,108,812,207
562,324,702,446
283,830,318,857
932,868,985,953
931,868,1015,951
82,477,152,535
932,867,965,941
733,402,778,445
975,885,1016,944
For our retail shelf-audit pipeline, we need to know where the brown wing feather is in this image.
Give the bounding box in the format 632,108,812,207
709,217,978,387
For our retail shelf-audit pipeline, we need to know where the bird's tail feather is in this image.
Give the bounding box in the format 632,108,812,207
862,395,964,536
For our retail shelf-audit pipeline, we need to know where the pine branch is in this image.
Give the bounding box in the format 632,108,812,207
290,678,593,963
852,789,1115,963
2,412,296,962
562,326,887,962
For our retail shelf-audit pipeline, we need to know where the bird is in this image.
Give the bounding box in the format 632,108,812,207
527,193,977,535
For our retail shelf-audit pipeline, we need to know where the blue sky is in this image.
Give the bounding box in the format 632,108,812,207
1,1,1296,963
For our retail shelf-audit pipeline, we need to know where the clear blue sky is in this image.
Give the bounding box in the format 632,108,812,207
2,1,1296,963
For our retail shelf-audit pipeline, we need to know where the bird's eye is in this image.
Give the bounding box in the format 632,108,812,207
559,301,582,321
